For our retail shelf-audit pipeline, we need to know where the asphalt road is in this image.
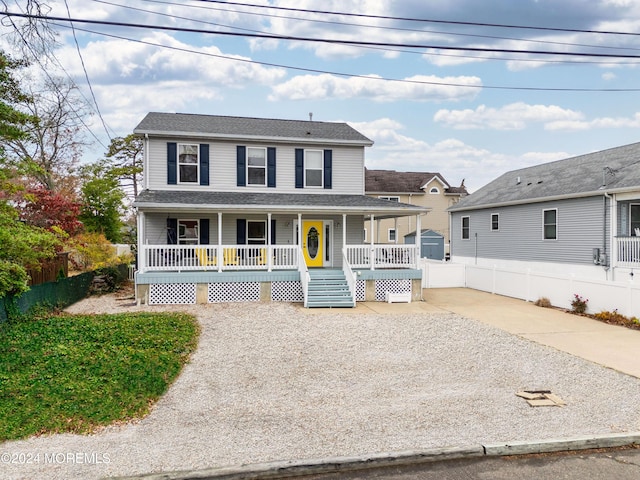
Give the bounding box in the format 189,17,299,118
294,447,640,480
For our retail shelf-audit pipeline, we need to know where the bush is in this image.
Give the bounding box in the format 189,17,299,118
594,310,640,328
534,297,552,308
66,232,133,272
570,294,588,314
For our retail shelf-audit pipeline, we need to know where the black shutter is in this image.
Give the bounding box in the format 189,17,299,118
200,219,210,244
267,147,276,188
167,143,177,185
199,144,210,186
167,218,177,244
237,146,246,187
323,149,332,189
236,219,246,244
271,219,276,244
295,148,304,188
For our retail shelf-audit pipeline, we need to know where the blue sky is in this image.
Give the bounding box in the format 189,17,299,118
4,0,640,191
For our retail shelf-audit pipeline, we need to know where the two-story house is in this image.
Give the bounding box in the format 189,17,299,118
133,113,427,307
365,169,467,259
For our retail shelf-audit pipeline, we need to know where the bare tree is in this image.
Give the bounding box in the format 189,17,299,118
2,76,92,194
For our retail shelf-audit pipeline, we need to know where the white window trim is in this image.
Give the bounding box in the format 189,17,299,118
542,208,558,241
429,187,440,194
388,228,397,243
461,216,470,240
246,147,267,187
247,220,267,245
178,219,199,245
490,213,499,231
378,195,400,202
304,149,323,188
177,143,199,184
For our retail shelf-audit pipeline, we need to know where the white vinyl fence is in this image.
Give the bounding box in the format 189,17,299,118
420,260,640,318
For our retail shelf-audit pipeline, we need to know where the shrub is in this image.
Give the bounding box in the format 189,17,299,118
534,297,552,308
570,294,588,314
594,310,640,329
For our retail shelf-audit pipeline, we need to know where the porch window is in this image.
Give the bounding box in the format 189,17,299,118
491,213,499,231
461,216,470,240
247,221,266,245
543,209,557,240
247,148,266,186
388,228,397,242
178,219,199,245
178,144,199,183
305,150,323,187
631,204,640,235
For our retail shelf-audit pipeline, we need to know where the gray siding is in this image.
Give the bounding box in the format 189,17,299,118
146,137,365,195
451,196,610,265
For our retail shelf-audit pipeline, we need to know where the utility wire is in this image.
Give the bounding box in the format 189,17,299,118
135,0,640,53
63,0,112,142
52,22,640,92
194,0,640,37
4,11,640,59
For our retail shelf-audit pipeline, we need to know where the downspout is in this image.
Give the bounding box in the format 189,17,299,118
144,133,149,190
603,192,612,279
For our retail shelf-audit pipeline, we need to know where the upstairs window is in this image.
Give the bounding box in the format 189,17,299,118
379,196,400,202
178,144,199,183
304,150,323,187
247,148,266,186
461,216,470,240
429,187,440,194
543,209,557,240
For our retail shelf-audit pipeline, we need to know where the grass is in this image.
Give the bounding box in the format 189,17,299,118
0,312,199,441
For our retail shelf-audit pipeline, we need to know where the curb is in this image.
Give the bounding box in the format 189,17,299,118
108,432,640,480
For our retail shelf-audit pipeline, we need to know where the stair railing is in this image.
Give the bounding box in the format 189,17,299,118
298,246,310,307
342,247,357,306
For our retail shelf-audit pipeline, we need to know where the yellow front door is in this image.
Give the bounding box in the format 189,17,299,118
303,220,324,267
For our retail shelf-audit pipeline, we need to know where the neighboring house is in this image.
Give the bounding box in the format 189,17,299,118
449,141,640,281
132,112,427,306
364,169,468,258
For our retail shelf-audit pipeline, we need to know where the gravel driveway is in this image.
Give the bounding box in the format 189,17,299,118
2,298,639,479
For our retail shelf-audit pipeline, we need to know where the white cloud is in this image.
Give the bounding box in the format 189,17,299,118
434,102,584,130
546,112,640,131
269,74,481,102
602,72,617,81
353,118,568,191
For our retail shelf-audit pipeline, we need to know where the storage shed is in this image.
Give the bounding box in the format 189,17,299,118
404,229,445,260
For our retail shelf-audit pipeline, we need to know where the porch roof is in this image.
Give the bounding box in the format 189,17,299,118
134,190,428,217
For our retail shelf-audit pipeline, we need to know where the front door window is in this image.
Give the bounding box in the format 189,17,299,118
307,227,319,259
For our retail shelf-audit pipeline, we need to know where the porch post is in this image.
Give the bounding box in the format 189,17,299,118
394,217,398,244
267,213,272,272
217,212,223,272
415,214,421,268
370,214,375,270
297,212,302,250
342,214,347,265
136,210,145,273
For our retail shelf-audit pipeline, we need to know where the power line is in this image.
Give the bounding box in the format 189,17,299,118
135,0,640,53
4,11,640,60
52,22,640,93
193,0,640,37
63,0,112,143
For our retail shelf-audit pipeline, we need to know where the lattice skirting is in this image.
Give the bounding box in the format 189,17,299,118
271,281,303,302
375,279,411,302
356,280,366,301
149,283,196,305
208,282,260,303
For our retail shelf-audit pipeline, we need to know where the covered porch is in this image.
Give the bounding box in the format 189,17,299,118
612,195,640,269
133,190,428,306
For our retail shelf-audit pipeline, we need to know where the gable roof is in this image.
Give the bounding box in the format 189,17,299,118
365,169,467,195
134,112,373,146
450,141,640,212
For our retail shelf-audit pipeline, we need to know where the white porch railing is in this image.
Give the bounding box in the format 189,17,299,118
140,244,418,273
345,244,418,270
616,236,640,267
140,244,298,272
342,247,356,304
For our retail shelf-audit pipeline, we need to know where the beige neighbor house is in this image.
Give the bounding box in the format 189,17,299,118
365,169,468,259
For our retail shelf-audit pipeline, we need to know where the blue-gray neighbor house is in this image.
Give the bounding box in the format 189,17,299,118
449,141,640,282
132,112,427,306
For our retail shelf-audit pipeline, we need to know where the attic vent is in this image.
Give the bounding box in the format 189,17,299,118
537,180,543,184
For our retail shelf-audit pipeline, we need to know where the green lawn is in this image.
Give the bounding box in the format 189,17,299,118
0,312,199,441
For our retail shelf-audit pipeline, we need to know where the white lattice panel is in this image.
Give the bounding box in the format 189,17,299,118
271,281,303,302
375,279,411,301
149,283,196,305
356,280,366,301
208,282,260,303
